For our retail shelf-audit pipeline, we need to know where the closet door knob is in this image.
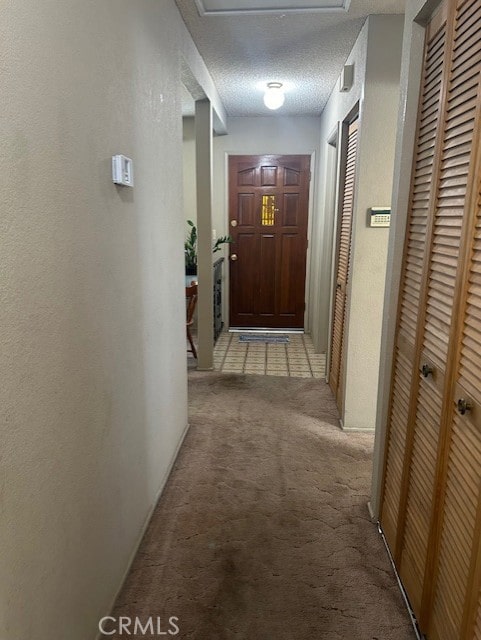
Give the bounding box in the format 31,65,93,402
421,364,433,377
230,254,238,261
457,398,472,415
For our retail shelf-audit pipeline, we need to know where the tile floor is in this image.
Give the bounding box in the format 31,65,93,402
213,332,326,379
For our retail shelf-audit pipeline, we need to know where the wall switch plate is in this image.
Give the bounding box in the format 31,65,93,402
369,207,391,227
112,155,134,187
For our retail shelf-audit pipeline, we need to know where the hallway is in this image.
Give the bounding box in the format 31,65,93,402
102,372,414,639
5,0,481,636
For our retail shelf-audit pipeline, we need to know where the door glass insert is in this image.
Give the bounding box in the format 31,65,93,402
261,195,276,226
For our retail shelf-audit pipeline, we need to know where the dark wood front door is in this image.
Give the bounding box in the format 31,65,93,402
228,155,310,328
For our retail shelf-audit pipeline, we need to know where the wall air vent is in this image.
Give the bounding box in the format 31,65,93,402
194,0,350,16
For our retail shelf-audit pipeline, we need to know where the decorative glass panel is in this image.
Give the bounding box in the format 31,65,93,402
261,195,276,226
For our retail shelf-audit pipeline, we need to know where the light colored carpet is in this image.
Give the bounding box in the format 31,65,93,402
106,372,415,639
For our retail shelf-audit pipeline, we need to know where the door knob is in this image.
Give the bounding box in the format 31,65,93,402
457,398,472,415
421,364,433,377
230,254,238,261
230,220,238,227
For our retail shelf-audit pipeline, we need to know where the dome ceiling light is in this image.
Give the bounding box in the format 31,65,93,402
263,82,285,110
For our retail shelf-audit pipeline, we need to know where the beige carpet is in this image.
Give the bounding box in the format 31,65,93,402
105,372,415,640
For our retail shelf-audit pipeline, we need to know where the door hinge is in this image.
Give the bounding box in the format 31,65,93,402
309,171,312,182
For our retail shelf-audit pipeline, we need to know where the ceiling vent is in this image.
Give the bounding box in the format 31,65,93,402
194,0,350,16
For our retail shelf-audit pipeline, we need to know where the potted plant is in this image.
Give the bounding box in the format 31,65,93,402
185,220,198,276
184,219,232,276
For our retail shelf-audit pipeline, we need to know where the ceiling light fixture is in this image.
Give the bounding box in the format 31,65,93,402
194,0,350,16
263,82,285,110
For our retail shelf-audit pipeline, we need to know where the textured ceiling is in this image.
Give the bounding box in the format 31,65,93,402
176,0,405,116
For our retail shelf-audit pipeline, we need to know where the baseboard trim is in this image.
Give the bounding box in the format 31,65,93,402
339,417,376,433
377,522,425,640
367,500,376,522
340,425,376,432
94,421,191,640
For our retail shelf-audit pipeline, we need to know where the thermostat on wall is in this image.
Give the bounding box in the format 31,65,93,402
369,207,391,227
339,64,354,92
112,155,134,187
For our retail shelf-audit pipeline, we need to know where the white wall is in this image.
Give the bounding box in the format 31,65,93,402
213,116,321,327
0,2,221,639
312,15,404,430
309,22,369,354
343,15,404,430
370,0,430,516
183,117,197,224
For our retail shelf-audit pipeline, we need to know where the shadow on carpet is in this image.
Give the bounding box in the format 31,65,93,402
104,371,415,640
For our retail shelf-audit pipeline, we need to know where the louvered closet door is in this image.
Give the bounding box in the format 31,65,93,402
430,137,481,639
381,0,481,637
397,0,461,620
380,3,448,563
329,119,358,406
427,0,481,635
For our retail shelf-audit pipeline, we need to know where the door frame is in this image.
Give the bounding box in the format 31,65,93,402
325,123,342,379
326,105,359,406
370,1,439,520
222,150,317,331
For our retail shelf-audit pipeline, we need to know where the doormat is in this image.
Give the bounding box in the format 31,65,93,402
238,334,289,344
